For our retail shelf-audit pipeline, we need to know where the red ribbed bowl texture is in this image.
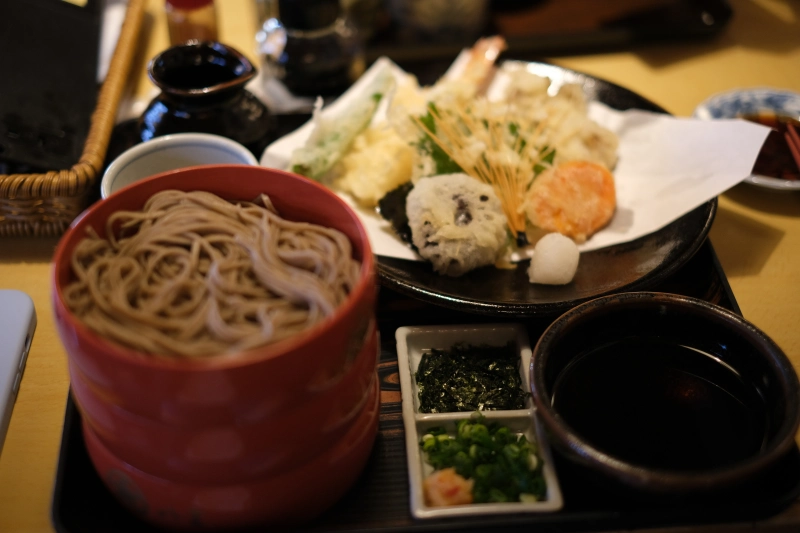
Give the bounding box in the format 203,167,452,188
52,164,379,529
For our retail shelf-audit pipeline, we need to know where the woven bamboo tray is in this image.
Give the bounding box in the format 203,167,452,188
0,0,145,237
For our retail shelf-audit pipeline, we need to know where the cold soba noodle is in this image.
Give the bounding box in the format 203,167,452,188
63,190,361,357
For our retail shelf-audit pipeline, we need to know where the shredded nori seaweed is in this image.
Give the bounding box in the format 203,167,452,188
376,181,415,248
415,342,528,413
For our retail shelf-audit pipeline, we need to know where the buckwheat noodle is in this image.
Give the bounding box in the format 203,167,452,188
63,190,361,357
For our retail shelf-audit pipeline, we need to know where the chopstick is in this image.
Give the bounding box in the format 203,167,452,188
785,122,800,171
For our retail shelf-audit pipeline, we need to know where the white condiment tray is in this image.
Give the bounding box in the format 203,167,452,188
395,323,563,519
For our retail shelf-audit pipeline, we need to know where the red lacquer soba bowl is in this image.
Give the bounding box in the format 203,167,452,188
71,324,378,483
51,164,378,529
83,375,380,530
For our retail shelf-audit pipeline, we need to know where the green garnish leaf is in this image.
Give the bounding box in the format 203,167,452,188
416,106,463,176
532,146,557,177
291,164,310,177
414,103,463,175
541,146,556,164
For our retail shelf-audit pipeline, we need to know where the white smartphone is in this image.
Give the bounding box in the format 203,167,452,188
0,290,37,457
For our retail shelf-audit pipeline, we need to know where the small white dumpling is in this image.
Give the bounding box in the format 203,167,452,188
527,233,580,285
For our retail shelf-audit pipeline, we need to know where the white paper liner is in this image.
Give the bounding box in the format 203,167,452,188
260,57,771,261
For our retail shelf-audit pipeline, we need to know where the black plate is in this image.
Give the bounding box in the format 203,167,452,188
377,61,717,317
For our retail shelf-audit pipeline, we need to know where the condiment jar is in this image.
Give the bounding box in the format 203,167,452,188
165,0,218,45
256,0,365,97
138,41,272,157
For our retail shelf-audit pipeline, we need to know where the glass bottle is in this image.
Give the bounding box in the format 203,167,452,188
165,0,219,46
256,0,365,97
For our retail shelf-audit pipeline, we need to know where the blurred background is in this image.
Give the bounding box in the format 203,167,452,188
0,0,736,176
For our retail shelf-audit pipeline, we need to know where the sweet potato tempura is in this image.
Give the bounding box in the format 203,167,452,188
524,161,616,243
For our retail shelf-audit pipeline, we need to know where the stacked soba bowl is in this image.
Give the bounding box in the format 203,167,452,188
51,165,379,530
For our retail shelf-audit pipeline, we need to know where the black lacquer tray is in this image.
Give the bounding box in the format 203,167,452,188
51,241,800,533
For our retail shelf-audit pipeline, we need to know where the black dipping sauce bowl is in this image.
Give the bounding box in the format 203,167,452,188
530,292,800,497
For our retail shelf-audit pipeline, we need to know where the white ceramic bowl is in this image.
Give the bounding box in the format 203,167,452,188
693,87,800,191
101,133,258,198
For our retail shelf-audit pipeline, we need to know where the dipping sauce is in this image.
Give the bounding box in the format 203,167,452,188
742,113,800,181
551,338,767,471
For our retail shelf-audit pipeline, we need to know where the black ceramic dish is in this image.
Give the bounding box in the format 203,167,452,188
377,61,716,317
138,41,272,157
530,291,800,496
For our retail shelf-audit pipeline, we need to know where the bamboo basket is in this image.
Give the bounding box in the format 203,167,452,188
0,0,146,237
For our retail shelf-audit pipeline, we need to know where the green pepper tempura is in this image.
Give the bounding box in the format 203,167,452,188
420,413,547,504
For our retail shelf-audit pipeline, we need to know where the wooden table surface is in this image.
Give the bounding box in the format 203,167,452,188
1,0,799,531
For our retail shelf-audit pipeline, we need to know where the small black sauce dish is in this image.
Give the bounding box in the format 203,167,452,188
530,292,800,497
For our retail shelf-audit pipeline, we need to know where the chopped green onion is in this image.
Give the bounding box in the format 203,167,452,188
419,413,547,504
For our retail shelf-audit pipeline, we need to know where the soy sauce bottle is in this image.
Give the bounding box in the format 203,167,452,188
165,0,219,45
257,0,365,97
